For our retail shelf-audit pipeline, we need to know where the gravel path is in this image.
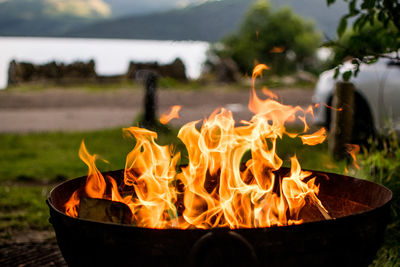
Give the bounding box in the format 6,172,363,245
0,88,314,133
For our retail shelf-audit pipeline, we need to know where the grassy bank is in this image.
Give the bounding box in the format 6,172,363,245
358,134,400,266
3,76,315,93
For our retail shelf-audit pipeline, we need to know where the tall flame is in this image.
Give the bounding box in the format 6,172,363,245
64,64,329,229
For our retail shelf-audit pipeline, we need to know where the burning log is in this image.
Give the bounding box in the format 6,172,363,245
78,197,132,224
314,201,332,220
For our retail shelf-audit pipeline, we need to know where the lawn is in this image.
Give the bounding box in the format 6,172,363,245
0,129,131,184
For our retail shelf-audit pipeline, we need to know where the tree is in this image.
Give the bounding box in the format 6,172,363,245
326,0,400,79
216,0,321,76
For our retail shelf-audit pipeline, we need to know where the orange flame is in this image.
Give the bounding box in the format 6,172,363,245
65,191,79,217
346,144,360,170
270,46,285,53
79,140,107,199
65,140,107,217
64,64,329,229
315,103,343,112
262,86,278,100
300,128,327,146
160,105,182,125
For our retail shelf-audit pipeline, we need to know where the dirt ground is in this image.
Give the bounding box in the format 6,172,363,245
0,88,314,133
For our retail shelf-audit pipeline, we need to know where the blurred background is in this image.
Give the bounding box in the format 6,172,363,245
0,0,399,266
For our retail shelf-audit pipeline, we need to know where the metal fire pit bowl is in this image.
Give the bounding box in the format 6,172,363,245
47,168,392,267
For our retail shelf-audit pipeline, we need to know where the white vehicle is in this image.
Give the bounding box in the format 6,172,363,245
313,58,400,142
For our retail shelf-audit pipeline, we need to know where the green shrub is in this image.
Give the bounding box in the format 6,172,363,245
359,131,400,266
215,0,321,76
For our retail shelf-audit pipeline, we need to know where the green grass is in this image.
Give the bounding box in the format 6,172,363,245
276,133,345,173
6,80,140,92
5,77,314,94
0,186,52,234
260,78,316,90
356,134,400,266
0,126,186,184
5,78,210,92
0,129,129,183
0,128,133,235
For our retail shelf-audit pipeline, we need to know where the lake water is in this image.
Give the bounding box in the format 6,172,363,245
0,37,210,89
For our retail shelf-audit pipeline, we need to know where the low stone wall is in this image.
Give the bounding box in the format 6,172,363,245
7,60,98,86
7,57,188,87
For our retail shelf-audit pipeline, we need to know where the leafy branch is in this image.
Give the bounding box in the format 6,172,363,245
326,0,400,81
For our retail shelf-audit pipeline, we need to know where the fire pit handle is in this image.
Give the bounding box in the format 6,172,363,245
189,231,259,267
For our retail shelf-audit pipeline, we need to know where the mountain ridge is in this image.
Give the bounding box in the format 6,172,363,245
0,0,111,36
65,0,348,41
64,0,255,42
0,0,348,41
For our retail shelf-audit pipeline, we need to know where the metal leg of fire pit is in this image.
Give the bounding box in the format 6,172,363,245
189,231,259,267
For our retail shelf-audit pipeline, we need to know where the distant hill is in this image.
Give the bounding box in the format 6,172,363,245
103,0,203,17
0,0,110,36
0,0,348,41
65,0,254,41
0,0,228,37
65,0,348,41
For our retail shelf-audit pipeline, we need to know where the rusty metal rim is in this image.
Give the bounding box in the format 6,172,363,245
47,168,393,232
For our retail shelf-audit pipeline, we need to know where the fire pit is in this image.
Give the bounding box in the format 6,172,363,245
48,168,391,267
47,64,392,266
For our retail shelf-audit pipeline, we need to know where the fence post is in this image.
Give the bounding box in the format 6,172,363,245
329,81,355,160
143,71,158,128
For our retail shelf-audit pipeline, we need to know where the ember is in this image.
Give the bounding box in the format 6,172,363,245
64,64,330,228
